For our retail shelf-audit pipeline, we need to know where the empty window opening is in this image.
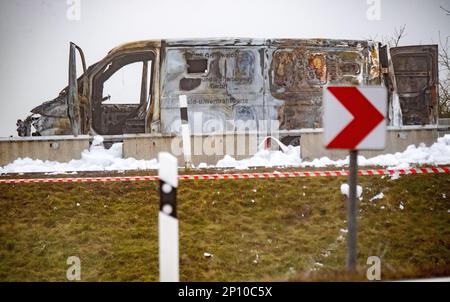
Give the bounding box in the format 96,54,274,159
102,61,152,104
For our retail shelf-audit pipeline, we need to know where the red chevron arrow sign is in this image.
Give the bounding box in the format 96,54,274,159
323,86,387,150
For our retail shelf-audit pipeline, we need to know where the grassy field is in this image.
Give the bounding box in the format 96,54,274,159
0,171,449,281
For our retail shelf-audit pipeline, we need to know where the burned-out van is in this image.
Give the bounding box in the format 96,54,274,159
17,38,439,145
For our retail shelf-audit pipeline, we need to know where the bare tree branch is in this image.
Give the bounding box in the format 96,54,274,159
392,24,407,47
383,25,407,48
440,5,450,15
438,32,450,117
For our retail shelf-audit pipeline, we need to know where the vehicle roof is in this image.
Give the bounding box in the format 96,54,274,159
108,37,373,54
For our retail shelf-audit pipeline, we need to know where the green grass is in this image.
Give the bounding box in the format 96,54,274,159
0,172,449,281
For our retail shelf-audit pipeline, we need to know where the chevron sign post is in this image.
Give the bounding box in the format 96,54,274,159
323,86,387,273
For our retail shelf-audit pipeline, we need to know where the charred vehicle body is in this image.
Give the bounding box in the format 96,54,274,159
17,38,439,145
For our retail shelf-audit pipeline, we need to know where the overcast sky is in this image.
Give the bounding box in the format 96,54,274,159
0,0,449,137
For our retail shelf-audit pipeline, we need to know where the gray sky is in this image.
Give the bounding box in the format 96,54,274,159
0,0,449,137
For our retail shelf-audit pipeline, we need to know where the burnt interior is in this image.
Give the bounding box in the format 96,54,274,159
92,51,155,135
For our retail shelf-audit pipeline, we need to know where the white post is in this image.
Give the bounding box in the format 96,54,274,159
158,152,179,282
179,95,192,168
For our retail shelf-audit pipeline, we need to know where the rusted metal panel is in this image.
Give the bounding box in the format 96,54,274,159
160,46,265,134
159,39,381,135
390,45,439,125
266,40,376,131
28,92,73,136
165,38,265,47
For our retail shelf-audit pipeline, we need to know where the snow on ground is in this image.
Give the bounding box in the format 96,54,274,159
1,134,450,174
218,134,450,169
340,183,363,198
369,192,384,202
0,136,158,174
216,145,301,169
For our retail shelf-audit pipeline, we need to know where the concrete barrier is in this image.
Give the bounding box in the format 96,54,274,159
123,133,258,166
439,118,450,126
299,126,444,160
438,119,450,138
1,126,448,167
0,135,90,166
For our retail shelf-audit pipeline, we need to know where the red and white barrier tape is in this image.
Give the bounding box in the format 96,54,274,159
0,167,448,184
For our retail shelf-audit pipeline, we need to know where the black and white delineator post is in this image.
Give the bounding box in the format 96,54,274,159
179,95,192,168
158,152,179,282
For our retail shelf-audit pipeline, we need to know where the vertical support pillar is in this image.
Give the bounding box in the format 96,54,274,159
179,95,192,168
68,42,81,136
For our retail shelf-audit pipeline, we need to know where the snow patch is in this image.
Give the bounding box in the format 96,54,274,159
340,183,363,198
197,162,208,169
370,192,384,202
216,145,301,169
216,134,450,170
91,135,104,146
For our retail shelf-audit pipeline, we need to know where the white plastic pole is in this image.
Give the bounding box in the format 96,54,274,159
158,152,179,282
